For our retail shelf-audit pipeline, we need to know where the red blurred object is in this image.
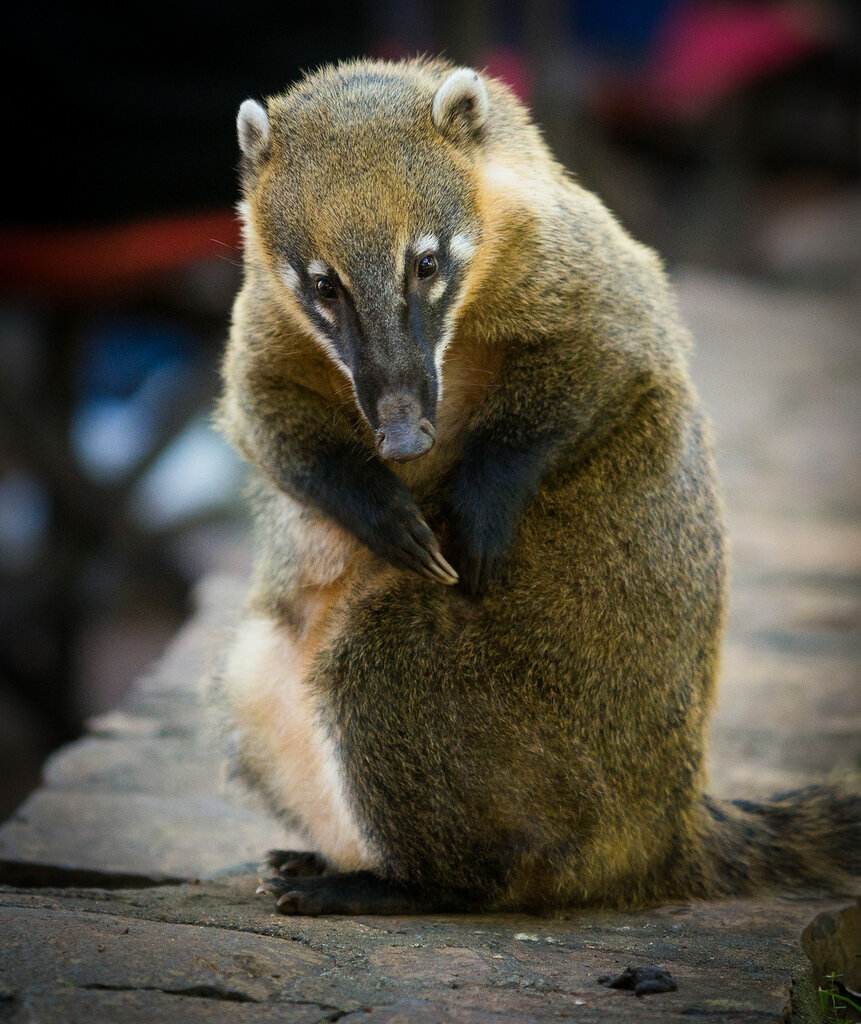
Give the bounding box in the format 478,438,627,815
0,211,241,298
648,2,830,118
597,1,831,123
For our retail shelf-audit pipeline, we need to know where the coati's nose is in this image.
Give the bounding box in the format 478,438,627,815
375,393,435,463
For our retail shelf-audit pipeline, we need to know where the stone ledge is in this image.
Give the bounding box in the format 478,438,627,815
0,879,847,1023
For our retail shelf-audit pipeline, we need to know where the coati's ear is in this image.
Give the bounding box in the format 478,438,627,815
237,99,271,164
431,68,489,143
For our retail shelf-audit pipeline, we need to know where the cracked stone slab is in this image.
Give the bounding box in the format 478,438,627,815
0,879,849,1023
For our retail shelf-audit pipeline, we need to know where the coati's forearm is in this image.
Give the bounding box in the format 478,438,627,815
450,338,657,592
450,430,559,593
234,373,457,584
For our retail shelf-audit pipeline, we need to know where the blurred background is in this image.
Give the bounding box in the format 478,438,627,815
1,0,859,817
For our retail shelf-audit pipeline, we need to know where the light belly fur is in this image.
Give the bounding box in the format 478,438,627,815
221,611,377,872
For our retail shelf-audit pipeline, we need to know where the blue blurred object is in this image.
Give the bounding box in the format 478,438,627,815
70,316,199,483
0,473,51,572
74,315,195,400
133,415,246,530
68,312,245,525
568,0,682,62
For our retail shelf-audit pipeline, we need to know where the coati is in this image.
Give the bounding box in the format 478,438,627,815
211,57,860,915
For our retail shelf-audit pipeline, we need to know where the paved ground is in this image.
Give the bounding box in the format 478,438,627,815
0,272,858,1022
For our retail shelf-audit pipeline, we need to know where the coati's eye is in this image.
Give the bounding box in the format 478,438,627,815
417,254,438,280
315,277,337,301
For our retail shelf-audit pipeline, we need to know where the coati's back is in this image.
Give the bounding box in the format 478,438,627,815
215,58,860,915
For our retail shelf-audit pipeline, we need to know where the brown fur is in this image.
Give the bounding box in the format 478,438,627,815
209,58,860,913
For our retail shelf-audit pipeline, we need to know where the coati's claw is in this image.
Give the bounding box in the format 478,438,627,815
419,545,459,585
400,515,458,585
255,875,331,915
427,545,459,584
276,891,303,913
256,874,296,899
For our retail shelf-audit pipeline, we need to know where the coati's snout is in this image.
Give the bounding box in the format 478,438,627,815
355,351,438,462
374,393,436,462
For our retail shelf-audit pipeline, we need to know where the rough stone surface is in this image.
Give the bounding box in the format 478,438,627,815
0,274,858,1021
0,575,290,883
0,880,847,1023
802,898,861,990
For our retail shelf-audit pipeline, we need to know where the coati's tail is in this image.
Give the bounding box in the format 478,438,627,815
702,785,861,896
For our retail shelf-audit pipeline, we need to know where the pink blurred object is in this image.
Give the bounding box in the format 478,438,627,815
645,1,831,119
479,46,534,107
595,2,833,124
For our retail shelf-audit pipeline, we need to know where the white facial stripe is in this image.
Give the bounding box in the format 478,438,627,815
307,258,329,278
428,277,447,303
449,232,476,262
308,326,349,373
281,265,300,292
434,283,469,399
413,233,439,255
316,302,336,324
309,332,368,429
434,320,457,379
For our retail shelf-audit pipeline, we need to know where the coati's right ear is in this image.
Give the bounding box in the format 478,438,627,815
237,99,271,165
431,68,489,144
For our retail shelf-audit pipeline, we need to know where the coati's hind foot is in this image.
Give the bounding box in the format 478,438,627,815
262,849,328,878
256,870,438,916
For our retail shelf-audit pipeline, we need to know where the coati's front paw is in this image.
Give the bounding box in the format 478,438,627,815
451,505,514,595
368,499,458,586
260,877,332,916
256,870,432,916
262,849,327,877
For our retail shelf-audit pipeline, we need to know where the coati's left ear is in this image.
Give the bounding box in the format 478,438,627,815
431,68,489,144
237,98,271,165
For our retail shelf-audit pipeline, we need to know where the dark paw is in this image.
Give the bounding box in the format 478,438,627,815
272,887,326,916
451,507,513,596
256,870,431,916
262,849,327,878
365,495,458,586
598,966,677,997
255,874,357,916
457,541,509,595
256,874,321,915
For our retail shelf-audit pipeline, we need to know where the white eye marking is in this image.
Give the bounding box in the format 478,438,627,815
433,279,471,400
280,265,300,292
449,232,476,262
308,259,329,279
413,234,438,256
427,277,447,303
316,302,336,324
308,326,349,375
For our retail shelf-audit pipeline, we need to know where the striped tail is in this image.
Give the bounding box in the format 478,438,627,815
703,785,861,896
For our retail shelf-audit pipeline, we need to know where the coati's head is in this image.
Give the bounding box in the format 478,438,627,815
236,61,497,462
